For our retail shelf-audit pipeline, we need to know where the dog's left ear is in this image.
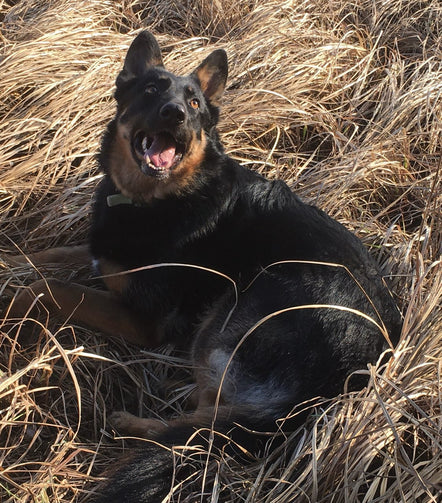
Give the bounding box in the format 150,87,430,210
191,50,228,106
116,31,164,87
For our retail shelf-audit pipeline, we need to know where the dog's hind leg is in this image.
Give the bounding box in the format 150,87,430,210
108,387,224,438
108,405,224,439
6,278,159,346
109,411,168,437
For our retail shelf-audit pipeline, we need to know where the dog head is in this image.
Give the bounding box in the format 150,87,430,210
102,31,228,202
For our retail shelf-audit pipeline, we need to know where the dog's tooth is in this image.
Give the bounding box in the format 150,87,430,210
142,137,148,152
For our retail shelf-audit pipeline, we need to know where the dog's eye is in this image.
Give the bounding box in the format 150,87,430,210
189,98,200,109
145,84,158,94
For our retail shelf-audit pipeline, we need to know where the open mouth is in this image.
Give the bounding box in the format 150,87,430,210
132,131,185,179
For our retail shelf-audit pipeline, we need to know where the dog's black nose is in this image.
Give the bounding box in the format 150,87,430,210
160,102,186,125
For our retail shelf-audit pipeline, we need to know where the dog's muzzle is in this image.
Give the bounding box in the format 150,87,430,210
132,130,185,179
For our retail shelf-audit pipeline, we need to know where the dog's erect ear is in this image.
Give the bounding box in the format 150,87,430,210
116,31,163,87
191,50,228,106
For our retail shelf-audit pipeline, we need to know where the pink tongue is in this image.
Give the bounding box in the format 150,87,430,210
144,135,176,169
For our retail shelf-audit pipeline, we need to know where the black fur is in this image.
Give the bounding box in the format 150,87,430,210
91,32,401,501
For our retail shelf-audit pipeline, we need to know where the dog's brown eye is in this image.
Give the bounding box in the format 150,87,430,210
145,84,158,94
190,98,200,109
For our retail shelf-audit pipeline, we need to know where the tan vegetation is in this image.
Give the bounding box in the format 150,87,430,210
0,0,441,501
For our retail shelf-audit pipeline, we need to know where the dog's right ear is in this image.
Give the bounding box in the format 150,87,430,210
116,31,164,87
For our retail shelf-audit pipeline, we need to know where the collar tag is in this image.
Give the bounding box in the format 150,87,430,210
106,194,134,207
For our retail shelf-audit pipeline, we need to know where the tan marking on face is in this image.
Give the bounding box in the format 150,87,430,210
108,121,160,202
108,119,207,203
170,130,207,189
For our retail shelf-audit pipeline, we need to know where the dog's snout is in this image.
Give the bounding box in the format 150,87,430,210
160,102,186,125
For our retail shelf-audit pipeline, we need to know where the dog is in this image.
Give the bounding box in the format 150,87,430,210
7,31,401,502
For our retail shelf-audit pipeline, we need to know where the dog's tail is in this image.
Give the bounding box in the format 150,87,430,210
91,408,288,503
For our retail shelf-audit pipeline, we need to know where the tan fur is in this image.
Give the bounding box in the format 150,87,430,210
172,130,207,188
7,244,90,267
98,258,129,294
195,67,225,106
109,402,234,438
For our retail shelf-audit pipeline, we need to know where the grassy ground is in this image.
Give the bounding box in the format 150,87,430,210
0,0,441,501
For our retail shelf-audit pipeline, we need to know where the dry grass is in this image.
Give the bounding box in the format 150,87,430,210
0,0,441,501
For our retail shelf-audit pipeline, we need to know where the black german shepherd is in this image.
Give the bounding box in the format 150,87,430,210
8,31,401,501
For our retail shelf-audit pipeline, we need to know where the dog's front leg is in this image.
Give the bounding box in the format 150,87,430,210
6,279,161,346
5,244,91,267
